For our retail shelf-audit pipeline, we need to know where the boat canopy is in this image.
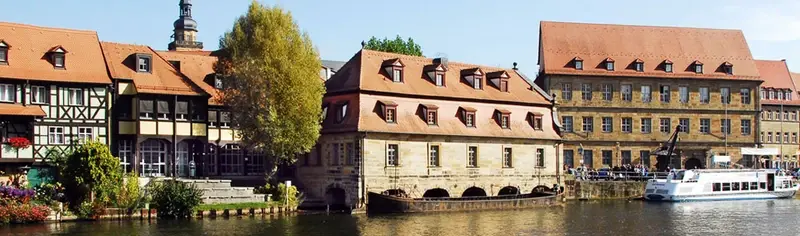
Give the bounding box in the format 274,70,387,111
741,148,779,156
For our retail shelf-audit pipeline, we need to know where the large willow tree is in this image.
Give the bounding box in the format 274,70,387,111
216,2,324,164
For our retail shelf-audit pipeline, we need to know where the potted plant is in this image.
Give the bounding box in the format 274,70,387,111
8,137,31,158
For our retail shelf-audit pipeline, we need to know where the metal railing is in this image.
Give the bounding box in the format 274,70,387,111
568,170,672,182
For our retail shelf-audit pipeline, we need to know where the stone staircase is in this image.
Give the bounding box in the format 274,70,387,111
178,179,267,204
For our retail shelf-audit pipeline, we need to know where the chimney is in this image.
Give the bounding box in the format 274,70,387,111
433,57,449,67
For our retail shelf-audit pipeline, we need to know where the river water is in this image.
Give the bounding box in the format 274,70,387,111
4,200,800,236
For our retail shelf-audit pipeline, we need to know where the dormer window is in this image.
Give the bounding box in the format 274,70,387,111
136,54,152,73
462,68,484,90
495,109,512,129
633,59,644,72
382,58,404,83
214,77,223,89
0,40,9,65
603,58,615,71
664,60,673,73
379,100,398,123
336,102,348,123
53,54,65,68
460,106,477,127
722,62,733,75
421,104,439,126
693,61,703,74
487,71,510,92
528,112,543,130
573,57,583,70
425,63,447,87
48,46,67,69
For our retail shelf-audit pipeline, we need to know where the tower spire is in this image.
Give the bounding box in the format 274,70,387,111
168,0,203,51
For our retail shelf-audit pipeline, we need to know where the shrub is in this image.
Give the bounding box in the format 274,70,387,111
33,183,65,207
150,180,202,218
75,200,105,220
115,173,143,215
61,140,122,212
271,183,302,207
0,203,50,224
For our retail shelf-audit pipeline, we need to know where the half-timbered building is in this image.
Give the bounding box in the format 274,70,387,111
0,22,112,174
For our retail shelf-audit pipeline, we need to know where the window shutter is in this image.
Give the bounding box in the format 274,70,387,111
139,100,153,113
157,101,170,113
208,111,217,122
176,101,188,114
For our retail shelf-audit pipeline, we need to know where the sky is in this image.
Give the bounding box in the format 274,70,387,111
6,0,800,77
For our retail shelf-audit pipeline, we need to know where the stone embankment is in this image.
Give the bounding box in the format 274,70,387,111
562,180,646,200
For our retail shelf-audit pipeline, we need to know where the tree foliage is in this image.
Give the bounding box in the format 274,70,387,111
363,35,423,56
61,140,121,211
216,1,324,164
150,180,202,219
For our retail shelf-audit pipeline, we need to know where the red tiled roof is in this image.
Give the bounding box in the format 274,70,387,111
0,22,111,84
0,103,45,116
539,21,761,81
756,60,793,89
157,51,221,105
791,72,800,94
101,42,205,96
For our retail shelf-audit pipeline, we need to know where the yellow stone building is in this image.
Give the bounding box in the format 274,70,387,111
536,21,762,170
756,60,800,169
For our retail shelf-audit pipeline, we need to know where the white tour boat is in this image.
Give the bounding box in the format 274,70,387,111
644,169,799,201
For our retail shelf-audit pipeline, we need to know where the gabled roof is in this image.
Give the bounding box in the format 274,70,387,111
0,22,111,84
327,49,551,105
756,60,800,105
539,21,761,80
101,42,205,96
157,50,221,104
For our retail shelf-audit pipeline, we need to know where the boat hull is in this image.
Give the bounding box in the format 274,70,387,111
645,190,797,202
366,192,560,214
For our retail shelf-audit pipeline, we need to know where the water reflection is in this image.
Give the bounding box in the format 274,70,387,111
3,200,800,236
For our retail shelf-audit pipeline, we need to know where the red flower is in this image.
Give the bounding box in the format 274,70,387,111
8,137,31,150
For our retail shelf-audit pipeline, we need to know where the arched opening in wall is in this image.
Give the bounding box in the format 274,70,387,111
422,188,449,198
497,186,520,196
684,158,703,170
532,185,551,193
382,189,408,198
325,187,347,206
461,187,487,197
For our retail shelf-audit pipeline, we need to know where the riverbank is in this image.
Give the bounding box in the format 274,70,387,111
46,204,299,223
563,180,647,200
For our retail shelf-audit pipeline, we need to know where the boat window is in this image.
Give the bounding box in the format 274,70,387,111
712,183,721,192
760,182,766,190
751,182,759,190
722,183,731,191
732,182,740,191
676,171,685,180
741,182,749,190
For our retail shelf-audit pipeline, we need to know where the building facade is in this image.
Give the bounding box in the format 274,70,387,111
756,60,799,169
537,21,762,170
296,49,561,208
0,22,111,175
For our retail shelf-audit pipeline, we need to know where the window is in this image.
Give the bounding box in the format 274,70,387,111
67,88,83,105
468,146,478,167
660,85,670,103
175,101,188,120
574,58,583,70
31,85,47,104
564,150,574,168
219,112,231,128
157,101,170,120
769,90,775,100
679,118,689,133
724,63,733,75
760,132,764,143
741,119,751,135
665,62,673,73
582,150,594,167
785,133,790,144
385,107,396,123
768,132,773,143
778,91,783,100
387,144,399,166
694,63,703,74
427,110,438,125
465,111,475,127
77,127,93,143
713,183,721,192
137,56,151,72
605,61,614,71
582,117,594,132
563,116,573,133
48,127,65,144
621,84,632,101
700,119,710,134
0,84,14,102
787,91,792,100
722,183,730,191
641,85,651,103
641,118,651,133
785,111,790,121
429,145,440,167
721,88,730,104
336,103,348,123
794,133,798,143
721,119,731,135
473,76,483,90
621,117,632,133
561,83,572,101
634,62,644,72
793,111,798,121
761,88,766,100
500,80,509,92
530,114,543,130
214,77,223,89
699,87,709,104
536,148,545,167
767,110,773,120
602,150,612,165
503,147,513,168
207,111,217,127
602,117,613,132
621,151,632,165
0,45,7,64
679,87,688,103
740,88,751,104
500,114,509,129
660,118,671,133
602,84,613,101
53,54,65,68
435,73,444,87
581,83,592,101
140,139,168,177
640,150,651,166
119,140,133,173
392,69,402,83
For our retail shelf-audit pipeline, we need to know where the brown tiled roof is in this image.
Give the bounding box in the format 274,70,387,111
157,51,221,104
328,49,551,105
101,42,205,96
0,22,111,84
756,60,793,89
0,103,45,116
539,21,761,80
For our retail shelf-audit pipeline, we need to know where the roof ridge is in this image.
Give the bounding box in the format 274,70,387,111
147,46,210,97
0,21,97,35
541,21,743,32
361,49,514,72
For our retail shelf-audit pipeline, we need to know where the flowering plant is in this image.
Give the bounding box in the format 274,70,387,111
8,137,31,150
0,186,35,205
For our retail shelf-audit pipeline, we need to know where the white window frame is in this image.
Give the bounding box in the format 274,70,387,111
641,118,651,134
428,145,440,167
740,88,751,104
679,118,690,133
621,117,632,133
562,116,573,133
601,117,612,133
721,119,731,135
601,84,612,101
721,87,731,104
581,83,592,101
435,73,444,87
68,88,83,106
392,69,402,83
77,127,94,143
561,83,572,101
387,144,399,167
48,127,65,144
503,147,513,168
536,148,545,167
31,85,47,104
641,85,651,103
660,118,671,133
582,117,593,132
119,140,133,173
679,86,689,103
467,146,478,167
621,84,632,101
660,85,670,103
699,87,710,104
0,84,14,102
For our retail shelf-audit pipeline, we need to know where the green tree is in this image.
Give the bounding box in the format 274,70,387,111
216,1,324,164
61,140,122,211
363,35,423,56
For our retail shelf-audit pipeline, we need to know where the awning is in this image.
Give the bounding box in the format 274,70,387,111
712,156,731,163
0,103,46,117
741,147,780,156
